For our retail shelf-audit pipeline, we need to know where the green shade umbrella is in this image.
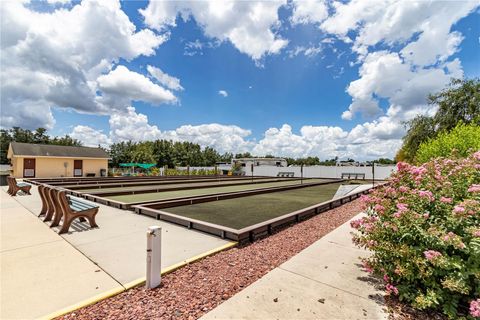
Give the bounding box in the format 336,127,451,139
119,163,156,169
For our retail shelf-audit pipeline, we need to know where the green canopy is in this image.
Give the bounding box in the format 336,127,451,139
119,163,156,169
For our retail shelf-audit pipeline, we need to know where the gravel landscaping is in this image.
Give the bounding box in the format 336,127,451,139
59,199,363,320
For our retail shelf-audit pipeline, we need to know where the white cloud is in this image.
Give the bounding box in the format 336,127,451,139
46,0,72,4
140,1,288,60
73,107,406,159
290,0,328,25
341,51,463,120
109,107,163,142
0,0,168,129
252,123,402,159
147,65,183,91
320,0,478,62
97,66,177,109
170,124,254,154
218,90,228,97
82,107,254,154
71,125,111,147
288,45,322,58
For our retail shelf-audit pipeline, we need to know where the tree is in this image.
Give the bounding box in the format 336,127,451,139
415,122,480,163
203,146,220,166
397,78,480,163
396,116,436,163
431,78,480,132
131,142,155,164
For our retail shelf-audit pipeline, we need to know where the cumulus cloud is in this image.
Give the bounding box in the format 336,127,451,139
320,0,477,61
319,0,477,123
218,90,228,97
71,125,111,147
252,123,402,159
140,1,288,60
0,0,168,129
171,124,254,154
74,107,254,154
342,51,463,120
97,66,177,109
290,0,328,25
147,65,184,91
74,105,404,159
109,107,163,142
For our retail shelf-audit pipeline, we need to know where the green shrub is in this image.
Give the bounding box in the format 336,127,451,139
351,152,480,318
416,123,480,164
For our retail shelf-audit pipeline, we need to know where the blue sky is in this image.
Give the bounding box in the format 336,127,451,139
2,1,479,159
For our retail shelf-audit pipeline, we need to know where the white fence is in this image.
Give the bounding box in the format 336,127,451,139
245,164,396,180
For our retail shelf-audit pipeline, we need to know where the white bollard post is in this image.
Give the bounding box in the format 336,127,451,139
146,226,162,289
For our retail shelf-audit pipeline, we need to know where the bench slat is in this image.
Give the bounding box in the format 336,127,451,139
67,196,99,209
70,201,93,209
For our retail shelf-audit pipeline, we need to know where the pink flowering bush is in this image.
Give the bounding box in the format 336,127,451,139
352,151,480,319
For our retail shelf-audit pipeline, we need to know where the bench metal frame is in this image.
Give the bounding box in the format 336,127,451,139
7,176,31,196
38,185,99,234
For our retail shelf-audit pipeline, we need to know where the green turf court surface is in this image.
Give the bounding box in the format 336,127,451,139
79,177,297,193
105,179,332,203
163,182,344,229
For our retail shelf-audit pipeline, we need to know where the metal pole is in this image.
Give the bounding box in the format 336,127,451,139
146,226,162,289
372,162,375,187
251,163,254,182
301,164,304,184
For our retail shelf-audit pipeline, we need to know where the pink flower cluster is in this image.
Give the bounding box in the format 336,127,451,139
440,196,453,204
470,299,480,318
385,284,399,295
423,250,442,261
453,205,466,214
362,260,373,274
393,202,409,218
468,184,480,193
418,190,434,202
374,204,385,214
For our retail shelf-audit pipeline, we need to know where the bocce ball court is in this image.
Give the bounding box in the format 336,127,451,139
25,175,370,243
134,181,371,243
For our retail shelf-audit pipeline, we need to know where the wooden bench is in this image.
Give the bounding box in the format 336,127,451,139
38,185,99,234
57,191,99,234
341,173,366,180
86,173,96,177
7,176,32,196
277,172,295,177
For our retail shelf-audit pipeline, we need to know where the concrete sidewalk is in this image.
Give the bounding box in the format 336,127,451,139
203,214,387,320
2,185,234,319
0,189,121,320
12,185,232,286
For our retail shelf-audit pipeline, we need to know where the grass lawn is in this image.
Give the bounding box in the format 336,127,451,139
164,182,344,229
105,179,332,203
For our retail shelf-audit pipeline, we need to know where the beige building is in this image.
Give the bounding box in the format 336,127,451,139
7,142,109,178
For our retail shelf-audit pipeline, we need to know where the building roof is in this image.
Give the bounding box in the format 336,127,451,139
8,142,109,159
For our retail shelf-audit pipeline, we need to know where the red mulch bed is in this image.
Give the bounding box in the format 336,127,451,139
59,200,363,320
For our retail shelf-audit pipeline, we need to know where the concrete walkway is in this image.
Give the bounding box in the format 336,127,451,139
12,185,232,286
2,186,233,319
0,189,121,320
203,214,387,320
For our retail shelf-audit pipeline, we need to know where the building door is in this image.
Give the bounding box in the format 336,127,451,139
74,160,83,177
23,158,36,178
